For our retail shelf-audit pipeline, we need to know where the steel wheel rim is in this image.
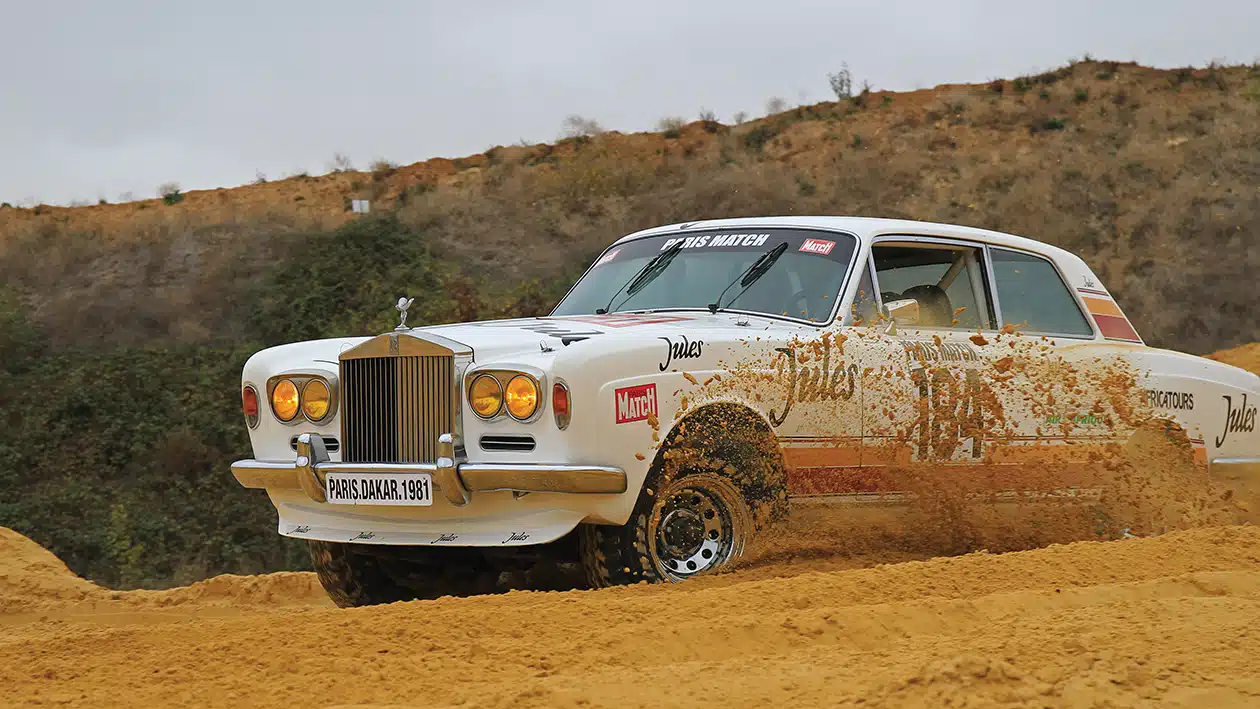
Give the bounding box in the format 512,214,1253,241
650,478,742,580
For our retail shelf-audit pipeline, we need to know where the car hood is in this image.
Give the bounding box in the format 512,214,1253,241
420,312,800,361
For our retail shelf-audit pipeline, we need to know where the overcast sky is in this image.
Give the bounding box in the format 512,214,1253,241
2,0,1257,205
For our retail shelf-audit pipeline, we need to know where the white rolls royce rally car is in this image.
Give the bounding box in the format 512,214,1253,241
232,217,1260,606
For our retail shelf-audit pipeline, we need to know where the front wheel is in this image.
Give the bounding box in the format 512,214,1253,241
580,472,754,587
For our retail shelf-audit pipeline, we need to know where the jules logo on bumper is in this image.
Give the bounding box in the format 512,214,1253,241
615,383,658,424
1215,393,1257,447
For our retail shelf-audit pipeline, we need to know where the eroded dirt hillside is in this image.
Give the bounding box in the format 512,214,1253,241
3,523,1260,708
2,60,1258,356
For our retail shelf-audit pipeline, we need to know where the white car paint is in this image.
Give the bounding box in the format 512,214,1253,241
238,217,1260,546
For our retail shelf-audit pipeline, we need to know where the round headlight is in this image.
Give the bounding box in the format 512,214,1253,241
469,374,503,419
302,379,331,421
504,375,539,420
272,379,299,422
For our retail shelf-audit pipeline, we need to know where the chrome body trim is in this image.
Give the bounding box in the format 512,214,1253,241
232,432,627,501
339,331,466,463
339,330,472,360
1211,457,1260,476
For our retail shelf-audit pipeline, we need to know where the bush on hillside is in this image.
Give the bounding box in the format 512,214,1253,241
4,61,1260,587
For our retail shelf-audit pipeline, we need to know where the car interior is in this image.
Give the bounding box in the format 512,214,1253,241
872,243,993,330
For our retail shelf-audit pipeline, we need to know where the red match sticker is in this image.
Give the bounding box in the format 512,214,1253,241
615,383,658,424
593,248,620,267
799,238,836,255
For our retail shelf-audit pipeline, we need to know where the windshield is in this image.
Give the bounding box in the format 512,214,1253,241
553,228,858,323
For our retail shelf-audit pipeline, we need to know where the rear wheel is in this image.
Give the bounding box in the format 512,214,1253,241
308,541,499,607
1094,418,1238,537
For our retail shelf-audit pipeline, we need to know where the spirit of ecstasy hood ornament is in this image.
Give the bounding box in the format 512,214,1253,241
394,296,415,330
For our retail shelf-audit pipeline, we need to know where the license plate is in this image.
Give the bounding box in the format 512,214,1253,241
324,472,433,506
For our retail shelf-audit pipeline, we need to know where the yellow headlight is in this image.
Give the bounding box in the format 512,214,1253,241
302,379,331,421
469,374,503,419
272,379,299,422
504,375,539,420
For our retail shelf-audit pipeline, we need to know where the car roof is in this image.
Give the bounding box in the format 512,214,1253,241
611,216,1083,266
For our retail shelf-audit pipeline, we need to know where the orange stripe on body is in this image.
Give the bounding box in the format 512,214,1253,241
860,444,915,467
788,440,1122,495
1082,296,1124,317
789,467,890,495
1082,296,1142,342
781,444,861,469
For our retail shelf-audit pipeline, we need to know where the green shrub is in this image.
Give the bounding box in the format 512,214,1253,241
742,124,779,151
1038,117,1067,132
657,116,685,139
158,182,183,205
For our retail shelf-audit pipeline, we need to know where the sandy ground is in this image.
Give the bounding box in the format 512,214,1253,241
3,522,1259,709
3,345,1258,708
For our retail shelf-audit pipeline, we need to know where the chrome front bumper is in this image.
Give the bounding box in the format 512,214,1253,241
231,433,627,506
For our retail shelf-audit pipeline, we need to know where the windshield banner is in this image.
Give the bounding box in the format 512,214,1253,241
659,233,771,250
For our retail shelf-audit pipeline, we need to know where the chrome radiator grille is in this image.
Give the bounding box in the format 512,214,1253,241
340,355,455,463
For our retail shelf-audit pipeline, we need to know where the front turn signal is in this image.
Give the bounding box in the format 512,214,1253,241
552,382,570,430
242,385,260,429
504,375,539,420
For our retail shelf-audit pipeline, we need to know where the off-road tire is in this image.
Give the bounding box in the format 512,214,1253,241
308,541,498,607
579,404,787,588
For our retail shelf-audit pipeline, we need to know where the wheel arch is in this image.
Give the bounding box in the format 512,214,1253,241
650,400,789,525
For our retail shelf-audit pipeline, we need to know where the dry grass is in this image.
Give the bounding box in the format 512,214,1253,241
1,60,1258,353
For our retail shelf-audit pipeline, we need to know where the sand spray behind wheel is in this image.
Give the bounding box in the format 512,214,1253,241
669,324,1246,570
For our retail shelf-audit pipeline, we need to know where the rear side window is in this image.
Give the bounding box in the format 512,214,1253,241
990,249,1093,337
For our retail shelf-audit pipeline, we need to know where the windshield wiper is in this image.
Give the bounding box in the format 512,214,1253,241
707,241,789,313
595,240,686,315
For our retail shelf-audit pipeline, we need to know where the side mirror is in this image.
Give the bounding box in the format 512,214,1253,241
883,298,920,334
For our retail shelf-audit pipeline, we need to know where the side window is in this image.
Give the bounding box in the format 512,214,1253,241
990,249,1094,337
872,243,993,329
